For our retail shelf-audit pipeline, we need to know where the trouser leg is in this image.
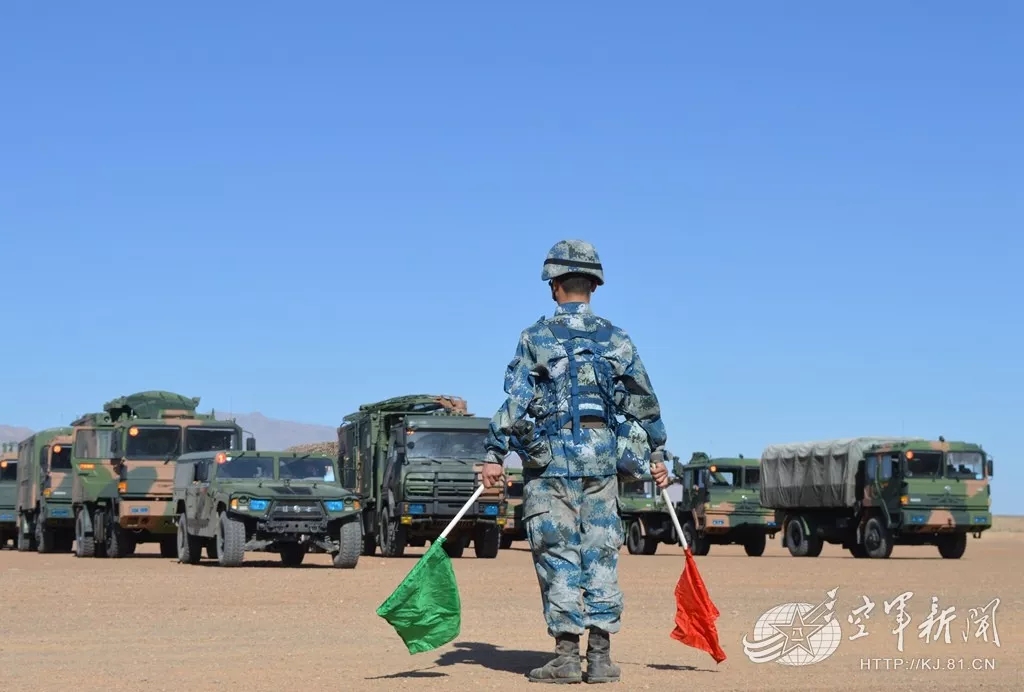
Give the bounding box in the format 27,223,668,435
579,475,624,634
524,476,585,637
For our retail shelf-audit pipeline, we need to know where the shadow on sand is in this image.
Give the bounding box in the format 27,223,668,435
370,641,718,680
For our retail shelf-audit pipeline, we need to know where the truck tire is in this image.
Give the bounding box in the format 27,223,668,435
848,543,868,558
362,534,377,556
785,517,822,557
216,512,246,566
500,534,514,550
442,537,465,558
159,537,176,558
744,533,766,557
333,520,361,569
177,512,202,565
863,516,893,559
936,532,967,559
682,522,709,556
35,517,55,554
626,521,644,555
379,508,406,558
106,523,128,559
473,524,500,559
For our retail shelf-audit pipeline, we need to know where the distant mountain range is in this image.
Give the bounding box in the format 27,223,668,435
0,412,337,450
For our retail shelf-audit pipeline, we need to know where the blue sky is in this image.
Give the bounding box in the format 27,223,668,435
2,3,1021,513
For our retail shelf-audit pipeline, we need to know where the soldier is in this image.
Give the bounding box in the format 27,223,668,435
481,239,669,685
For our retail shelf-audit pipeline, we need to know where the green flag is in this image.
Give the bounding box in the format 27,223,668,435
376,536,462,654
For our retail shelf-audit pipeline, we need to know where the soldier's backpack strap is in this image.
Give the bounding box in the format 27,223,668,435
543,321,616,444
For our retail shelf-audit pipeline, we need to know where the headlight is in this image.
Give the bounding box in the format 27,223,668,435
324,500,344,512
249,499,269,511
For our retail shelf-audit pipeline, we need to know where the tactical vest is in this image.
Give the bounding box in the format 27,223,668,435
535,319,618,444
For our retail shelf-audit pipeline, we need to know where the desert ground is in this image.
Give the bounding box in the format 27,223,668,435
2,518,1022,692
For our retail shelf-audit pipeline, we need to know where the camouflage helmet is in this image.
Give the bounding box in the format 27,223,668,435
541,239,605,286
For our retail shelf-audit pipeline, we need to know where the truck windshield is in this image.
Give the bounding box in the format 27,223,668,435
905,451,942,477
73,429,114,459
407,430,487,459
218,457,274,479
185,427,239,453
743,468,760,487
946,451,984,480
279,457,336,481
709,468,739,487
125,426,182,459
0,462,16,482
51,446,72,470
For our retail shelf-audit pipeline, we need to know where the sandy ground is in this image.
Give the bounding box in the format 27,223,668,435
1,523,1021,692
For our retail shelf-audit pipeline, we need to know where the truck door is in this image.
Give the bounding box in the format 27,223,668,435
877,453,902,521
692,467,709,528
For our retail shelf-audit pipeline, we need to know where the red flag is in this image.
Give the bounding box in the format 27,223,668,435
670,547,727,664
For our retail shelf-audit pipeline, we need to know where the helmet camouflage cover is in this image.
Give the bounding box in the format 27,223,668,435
541,239,605,285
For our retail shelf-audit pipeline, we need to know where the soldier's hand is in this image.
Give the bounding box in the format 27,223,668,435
650,461,670,489
481,463,504,489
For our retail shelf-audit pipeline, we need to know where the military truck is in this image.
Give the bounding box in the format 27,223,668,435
618,468,680,555
14,427,76,552
338,394,506,559
173,449,363,568
674,452,777,557
500,467,524,549
1,442,19,548
71,390,250,558
760,437,994,559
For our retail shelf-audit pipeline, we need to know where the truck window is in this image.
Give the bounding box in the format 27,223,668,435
218,457,273,479
73,429,114,459
0,461,16,482
743,468,760,486
946,451,983,480
682,469,693,488
407,430,488,459
125,426,182,459
865,455,877,483
280,458,336,481
40,445,50,472
905,451,941,477
51,445,72,471
880,454,897,481
709,468,738,487
185,427,239,453
621,479,646,496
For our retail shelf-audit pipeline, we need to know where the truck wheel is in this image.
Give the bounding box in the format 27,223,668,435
206,539,218,559
92,508,108,558
682,522,709,556
744,533,767,557
442,537,465,558
626,522,644,555
863,517,893,559
473,525,501,559
177,513,202,564
333,519,361,569
159,537,176,558
216,512,246,566
500,534,514,550
106,523,128,559
785,517,822,557
848,543,869,558
35,518,55,554
279,543,306,567
362,534,377,556
379,508,407,558
936,532,967,559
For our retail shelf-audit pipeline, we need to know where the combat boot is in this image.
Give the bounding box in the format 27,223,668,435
528,633,583,684
584,629,620,684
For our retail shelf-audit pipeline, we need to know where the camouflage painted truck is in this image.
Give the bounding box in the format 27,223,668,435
760,437,994,559
617,452,682,555
1,442,19,548
338,394,506,559
70,390,250,558
14,427,76,552
673,452,778,557
172,449,363,568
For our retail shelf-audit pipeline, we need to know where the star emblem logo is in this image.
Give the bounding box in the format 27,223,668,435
770,606,828,657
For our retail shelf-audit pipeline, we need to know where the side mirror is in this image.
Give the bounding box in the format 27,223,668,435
986,459,993,477
245,437,256,451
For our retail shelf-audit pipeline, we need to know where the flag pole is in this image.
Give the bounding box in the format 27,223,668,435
661,487,690,551
438,484,486,540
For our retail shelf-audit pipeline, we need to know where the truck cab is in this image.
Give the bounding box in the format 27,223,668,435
0,443,19,548
675,452,777,556
14,427,76,553
500,467,524,548
618,467,680,555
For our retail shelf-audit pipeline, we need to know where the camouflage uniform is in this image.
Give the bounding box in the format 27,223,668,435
484,239,667,684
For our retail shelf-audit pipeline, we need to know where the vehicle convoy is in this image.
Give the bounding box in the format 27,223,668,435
617,451,681,555
673,452,777,557
14,427,76,552
173,449,363,568
1,442,20,548
338,394,506,559
70,390,251,558
759,436,994,559
500,467,524,549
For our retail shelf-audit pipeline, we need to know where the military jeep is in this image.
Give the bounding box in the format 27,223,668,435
172,449,363,568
